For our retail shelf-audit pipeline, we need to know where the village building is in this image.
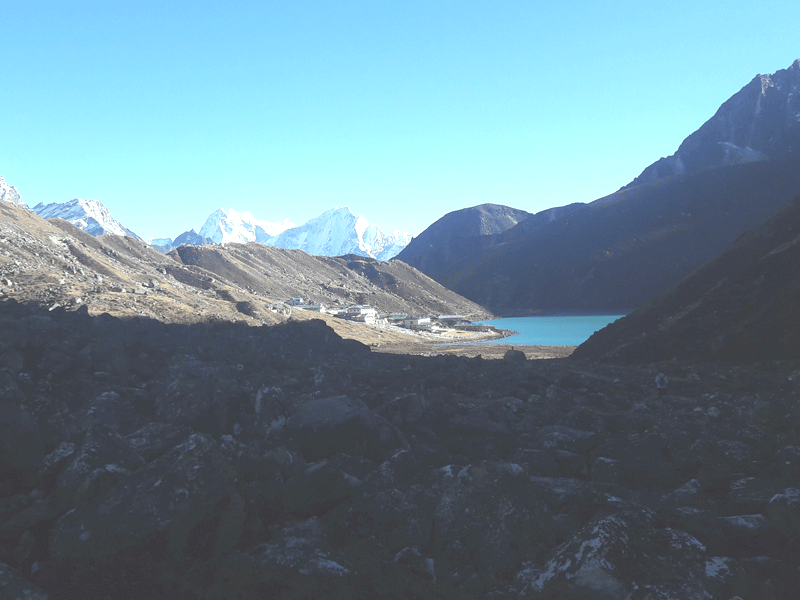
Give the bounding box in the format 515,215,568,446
298,303,327,313
437,315,469,326
342,305,378,324
402,316,431,330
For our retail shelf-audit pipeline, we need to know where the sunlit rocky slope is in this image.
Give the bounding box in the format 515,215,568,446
0,200,490,337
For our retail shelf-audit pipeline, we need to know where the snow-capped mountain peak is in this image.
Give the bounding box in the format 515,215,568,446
32,198,142,240
260,206,411,260
0,175,24,206
198,207,294,244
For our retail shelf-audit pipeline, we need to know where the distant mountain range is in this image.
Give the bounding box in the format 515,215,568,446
398,58,800,314
191,206,411,261
0,184,412,260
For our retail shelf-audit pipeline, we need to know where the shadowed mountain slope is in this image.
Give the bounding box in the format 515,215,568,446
434,155,800,313
572,191,800,363
395,203,534,280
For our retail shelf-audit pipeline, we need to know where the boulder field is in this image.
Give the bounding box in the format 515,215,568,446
1,299,799,598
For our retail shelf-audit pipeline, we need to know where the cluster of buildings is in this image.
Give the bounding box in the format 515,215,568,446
282,297,472,332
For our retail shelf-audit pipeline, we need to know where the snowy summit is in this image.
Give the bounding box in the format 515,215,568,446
262,206,411,260
195,206,411,260
32,198,142,240
0,175,24,206
198,208,295,245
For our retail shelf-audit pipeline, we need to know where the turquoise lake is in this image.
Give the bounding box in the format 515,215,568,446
475,314,626,346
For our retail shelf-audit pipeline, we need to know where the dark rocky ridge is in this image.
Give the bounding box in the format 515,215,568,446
396,204,534,281
572,191,800,364
625,58,800,189
1,299,800,598
396,202,584,284
432,154,800,313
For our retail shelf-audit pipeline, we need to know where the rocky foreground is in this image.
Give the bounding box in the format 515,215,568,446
2,299,800,599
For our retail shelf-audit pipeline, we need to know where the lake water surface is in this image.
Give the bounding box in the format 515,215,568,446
476,314,626,346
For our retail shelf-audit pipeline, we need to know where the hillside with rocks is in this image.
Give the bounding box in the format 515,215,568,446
1,293,799,598
0,200,491,344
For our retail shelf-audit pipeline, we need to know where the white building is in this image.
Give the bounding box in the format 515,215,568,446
346,305,377,318
402,316,431,330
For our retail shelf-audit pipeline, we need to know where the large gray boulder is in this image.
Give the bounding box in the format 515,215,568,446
516,508,716,598
152,356,239,436
199,518,349,599
0,398,44,480
124,421,192,462
0,562,49,599
432,461,556,586
49,433,240,563
285,396,380,462
55,425,144,502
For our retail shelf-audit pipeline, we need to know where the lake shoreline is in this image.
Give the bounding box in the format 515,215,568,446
486,308,635,318
475,314,627,347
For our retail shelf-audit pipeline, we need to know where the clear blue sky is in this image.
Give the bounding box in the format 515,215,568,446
2,1,799,240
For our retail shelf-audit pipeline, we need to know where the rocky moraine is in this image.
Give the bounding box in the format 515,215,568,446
1,299,799,599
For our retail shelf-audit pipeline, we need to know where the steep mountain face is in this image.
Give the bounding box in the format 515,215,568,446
0,175,24,205
626,58,800,188
32,198,142,240
572,191,800,364
261,206,411,260
198,208,294,245
395,203,534,280
435,155,800,313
